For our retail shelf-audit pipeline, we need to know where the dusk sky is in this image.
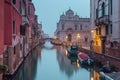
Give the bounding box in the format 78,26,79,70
33,0,90,37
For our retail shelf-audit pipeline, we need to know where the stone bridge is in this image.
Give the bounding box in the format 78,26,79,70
43,38,55,42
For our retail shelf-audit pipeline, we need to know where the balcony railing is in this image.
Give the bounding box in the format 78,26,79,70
95,15,110,26
22,15,29,25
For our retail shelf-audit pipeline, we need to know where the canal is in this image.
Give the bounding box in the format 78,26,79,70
4,42,101,80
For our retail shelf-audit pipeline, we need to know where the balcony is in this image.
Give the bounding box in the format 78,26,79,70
95,15,110,26
22,15,29,25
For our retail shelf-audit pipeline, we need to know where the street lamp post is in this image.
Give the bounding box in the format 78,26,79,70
90,30,95,58
90,40,95,58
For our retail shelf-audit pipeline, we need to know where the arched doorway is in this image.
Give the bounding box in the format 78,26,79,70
67,34,72,41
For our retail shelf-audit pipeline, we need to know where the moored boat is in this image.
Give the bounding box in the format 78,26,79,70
78,52,93,65
67,45,78,58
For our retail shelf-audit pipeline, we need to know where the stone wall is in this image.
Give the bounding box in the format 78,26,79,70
79,48,120,71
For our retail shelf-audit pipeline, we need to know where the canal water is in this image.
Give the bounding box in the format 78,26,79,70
4,42,101,80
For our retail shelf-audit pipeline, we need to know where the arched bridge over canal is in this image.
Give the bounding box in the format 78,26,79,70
43,38,55,42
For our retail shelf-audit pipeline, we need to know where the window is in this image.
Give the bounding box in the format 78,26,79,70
28,6,30,15
96,9,98,18
111,42,113,47
62,24,64,30
106,25,109,35
80,24,82,30
75,25,77,30
13,0,16,4
110,24,112,34
110,0,112,15
102,2,105,16
98,0,109,18
19,0,22,14
20,25,26,35
85,37,88,42
13,21,16,34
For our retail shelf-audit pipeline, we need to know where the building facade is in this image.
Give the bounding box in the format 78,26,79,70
0,0,4,79
55,9,91,47
4,0,22,74
90,0,120,58
2,0,41,75
0,0,4,60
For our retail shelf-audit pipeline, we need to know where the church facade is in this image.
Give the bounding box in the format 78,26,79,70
55,9,91,47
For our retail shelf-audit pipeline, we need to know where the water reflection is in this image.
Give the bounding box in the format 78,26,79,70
3,46,41,80
4,42,101,80
55,46,80,77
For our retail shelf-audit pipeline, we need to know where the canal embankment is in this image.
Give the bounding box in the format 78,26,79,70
79,48,120,72
3,39,45,80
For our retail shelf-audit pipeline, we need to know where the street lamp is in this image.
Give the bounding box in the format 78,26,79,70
66,36,68,39
54,36,57,39
77,33,80,38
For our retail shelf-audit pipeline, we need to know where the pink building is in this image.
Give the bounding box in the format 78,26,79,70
0,0,4,58
0,0,40,76
0,0,4,79
28,1,39,48
20,0,30,57
4,0,22,74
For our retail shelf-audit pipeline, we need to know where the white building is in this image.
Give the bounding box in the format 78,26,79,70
90,0,120,53
55,9,91,47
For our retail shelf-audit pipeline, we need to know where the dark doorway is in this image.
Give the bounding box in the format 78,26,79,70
68,34,72,41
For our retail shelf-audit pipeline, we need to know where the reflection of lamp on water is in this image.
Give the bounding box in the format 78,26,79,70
90,77,94,80
65,50,68,56
77,33,80,46
77,60,80,68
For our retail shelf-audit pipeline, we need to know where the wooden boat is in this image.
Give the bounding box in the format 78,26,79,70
78,52,93,65
67,45,78,57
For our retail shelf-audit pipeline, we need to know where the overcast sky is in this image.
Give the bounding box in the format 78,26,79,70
33,0,90,37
